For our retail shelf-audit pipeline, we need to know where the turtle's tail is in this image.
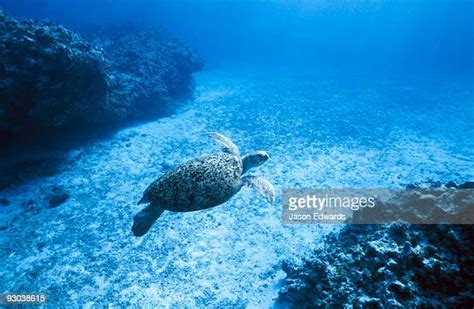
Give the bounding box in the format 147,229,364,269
132,203,164,237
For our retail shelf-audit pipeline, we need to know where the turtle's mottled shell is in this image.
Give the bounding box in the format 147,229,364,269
142,153,243,212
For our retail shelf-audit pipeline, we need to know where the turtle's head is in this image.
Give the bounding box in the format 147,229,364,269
242,151,269,174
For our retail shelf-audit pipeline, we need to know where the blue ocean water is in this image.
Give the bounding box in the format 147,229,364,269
0,0,473,307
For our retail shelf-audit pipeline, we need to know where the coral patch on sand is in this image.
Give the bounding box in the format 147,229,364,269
277,185,474,307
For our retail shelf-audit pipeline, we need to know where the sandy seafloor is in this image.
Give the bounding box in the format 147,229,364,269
0,71,473,307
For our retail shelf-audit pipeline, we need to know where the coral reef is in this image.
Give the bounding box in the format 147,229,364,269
0,10,108,140
0,11,202,145
84,24,203,122
277,184,474,307
350,186,474,225
406,180,474,190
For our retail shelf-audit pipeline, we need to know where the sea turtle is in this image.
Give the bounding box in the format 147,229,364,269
132,132,276,237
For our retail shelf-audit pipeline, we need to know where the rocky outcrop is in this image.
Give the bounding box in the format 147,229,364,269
84,24,203,122
277,184,474,307
0,10,109,140
0,11,202,145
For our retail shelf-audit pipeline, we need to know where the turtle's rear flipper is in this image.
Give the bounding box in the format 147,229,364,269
132,204,164,237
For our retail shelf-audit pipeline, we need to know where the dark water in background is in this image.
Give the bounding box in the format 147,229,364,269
2,0,473,76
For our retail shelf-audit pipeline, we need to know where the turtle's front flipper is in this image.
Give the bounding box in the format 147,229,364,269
240,176,276,204
132,203,164,237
